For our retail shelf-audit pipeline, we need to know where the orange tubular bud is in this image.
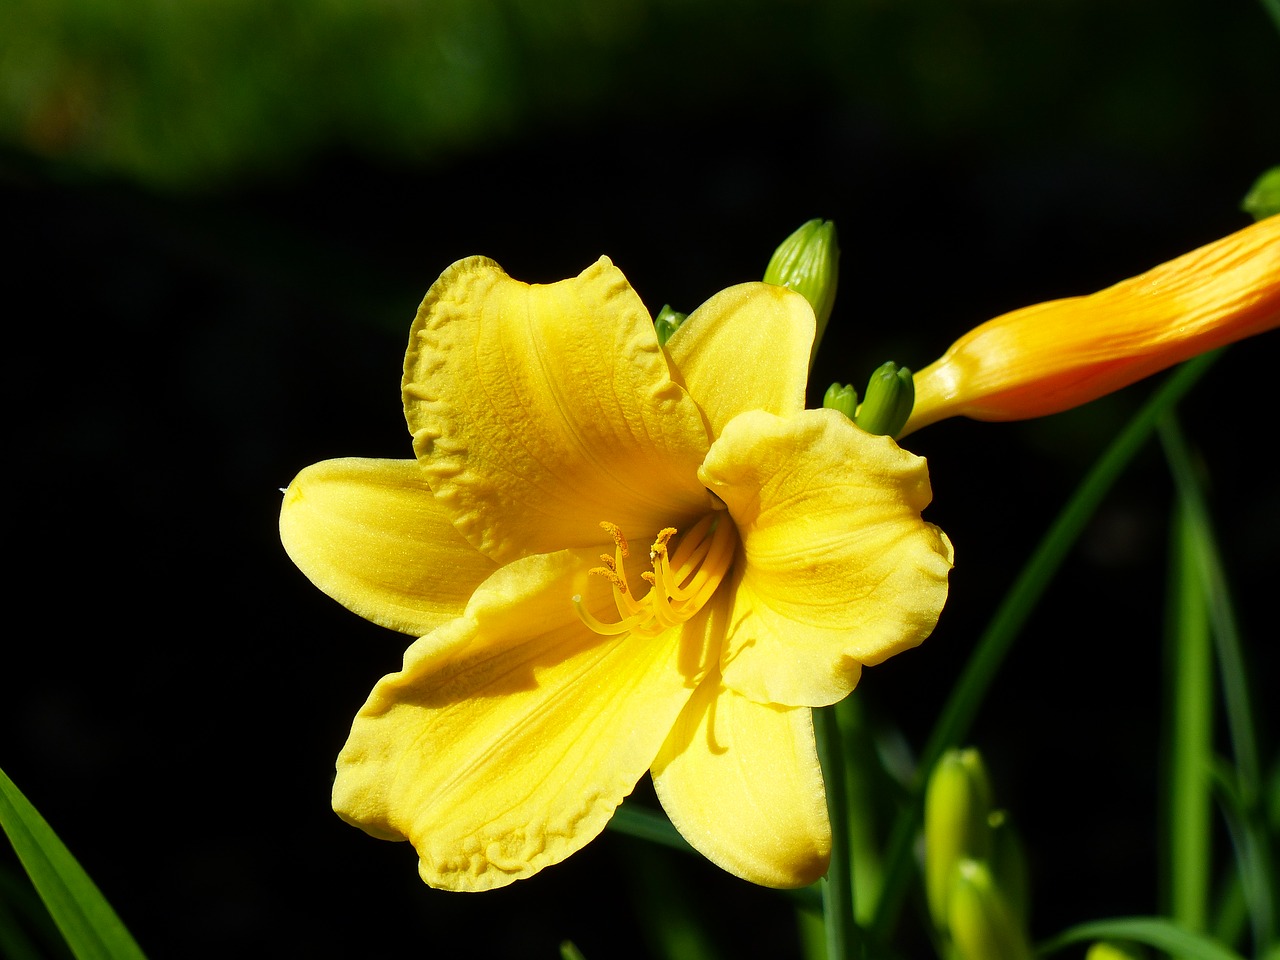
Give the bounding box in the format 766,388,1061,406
901,215,1280,436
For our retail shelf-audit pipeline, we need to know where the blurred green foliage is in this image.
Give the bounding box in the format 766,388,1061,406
2,0,1276,191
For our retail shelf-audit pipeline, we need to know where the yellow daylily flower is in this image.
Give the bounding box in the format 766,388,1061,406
903,215,1280,436
280,255,954,891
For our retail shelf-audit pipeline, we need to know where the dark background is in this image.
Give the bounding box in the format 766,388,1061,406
3,0,1277,957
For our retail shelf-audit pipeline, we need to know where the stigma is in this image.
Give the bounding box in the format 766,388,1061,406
574,515,737,639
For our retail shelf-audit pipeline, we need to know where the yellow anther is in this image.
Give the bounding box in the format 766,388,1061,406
649,527,677,562
588,565,628,593
600,521,630,558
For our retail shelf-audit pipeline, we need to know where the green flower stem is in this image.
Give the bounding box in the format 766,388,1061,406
835,694,884,925
1164,488,1213,932
1159,416,1274,951
870,352,1221,942
815,703,863,960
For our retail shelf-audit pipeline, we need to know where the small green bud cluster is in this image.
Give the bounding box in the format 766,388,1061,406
856,362,914,437
654,305,688,347
823,363,915,437
925,748,1032,960
822,382,858,420
1242,165,1280,222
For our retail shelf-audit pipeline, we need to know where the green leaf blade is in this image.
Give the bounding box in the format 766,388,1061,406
0,766,148,960
1038,916,1247,960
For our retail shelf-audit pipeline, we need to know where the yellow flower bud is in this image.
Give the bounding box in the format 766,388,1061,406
1085,941,1149,960
948,860,1034,960
925,748,994,929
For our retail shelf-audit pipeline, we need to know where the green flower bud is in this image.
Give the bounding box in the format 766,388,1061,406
1085,941,1149,960
763,219,839,366
948,860,1034,960
1242,165,1280,222
987,810,1030,928
823,382,858,420
925,749,994,930
654,304,688,346
856,361,915,437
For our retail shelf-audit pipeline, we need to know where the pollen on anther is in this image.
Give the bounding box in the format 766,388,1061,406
588,565,628,592
600,521,630,558
649,527,677,562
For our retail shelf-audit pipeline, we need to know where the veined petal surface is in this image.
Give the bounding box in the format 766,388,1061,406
403,256,713,564
651,668,831,888
905,215,1280,433
333,547,715,891
279,458,498,636
665,281,814,435
702,409,954,707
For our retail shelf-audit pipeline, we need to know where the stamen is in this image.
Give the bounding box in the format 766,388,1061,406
600,521,630,558
576,516,738,640
573,595,642,636
588,565,628,593
649,527,676,563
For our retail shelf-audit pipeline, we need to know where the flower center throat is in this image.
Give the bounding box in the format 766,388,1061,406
575,515,737,638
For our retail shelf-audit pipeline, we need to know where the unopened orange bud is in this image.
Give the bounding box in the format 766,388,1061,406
902,216,1280,436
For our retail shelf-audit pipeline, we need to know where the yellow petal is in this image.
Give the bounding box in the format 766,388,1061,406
702,409,954,707
905,215,1280,434
279,458,498,636
651,668,831,888
664,281,815,436
332,547,715,891
403,256,713,564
